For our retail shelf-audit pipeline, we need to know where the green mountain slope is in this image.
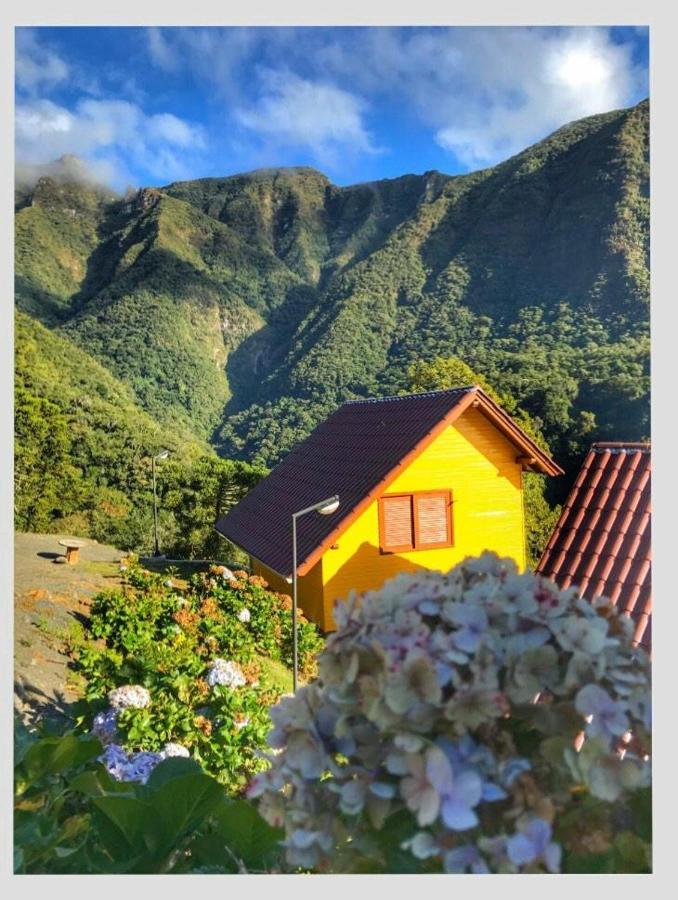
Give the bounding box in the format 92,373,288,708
15,174,118,324
209,101,650,479
15,311,206,546
14,100,650,503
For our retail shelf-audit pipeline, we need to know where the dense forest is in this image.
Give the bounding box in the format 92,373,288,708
14,100,650,561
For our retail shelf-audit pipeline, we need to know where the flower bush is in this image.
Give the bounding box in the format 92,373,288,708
14,720,284,874
249,552,652,874
73,557,325,791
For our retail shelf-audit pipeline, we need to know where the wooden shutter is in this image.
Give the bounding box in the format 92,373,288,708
413,491,452,549
379,495,414,552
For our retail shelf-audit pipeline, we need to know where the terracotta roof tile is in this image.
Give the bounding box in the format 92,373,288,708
537,442,651,651
216,386,562,579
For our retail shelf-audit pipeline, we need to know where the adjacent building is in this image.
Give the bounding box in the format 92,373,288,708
537,442,651,650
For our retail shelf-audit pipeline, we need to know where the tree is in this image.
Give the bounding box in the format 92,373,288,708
406,356,561,567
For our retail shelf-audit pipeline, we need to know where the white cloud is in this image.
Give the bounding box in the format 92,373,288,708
15,29,69,93
15,97,207,187
143,26,646,172
15,155,120,191
147,27,178,73
313,26,647,168
236,70,378,167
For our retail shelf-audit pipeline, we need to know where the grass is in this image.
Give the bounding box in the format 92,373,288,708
256,654,294,693
34,613,86,652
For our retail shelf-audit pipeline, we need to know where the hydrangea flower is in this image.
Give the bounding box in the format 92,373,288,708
575,684,630,744
107,684,151,710
443,844,490,874
401,831,440,860
98,744,162,784
159,742,190,759
92,708,119,744
206,658,246,689
445,602,489,653
238,607,251,624
506,818,561,873
163,579,173,588
250,552,651,873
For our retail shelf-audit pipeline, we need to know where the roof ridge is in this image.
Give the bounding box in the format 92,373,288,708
342,386,478,406
592,441,651,452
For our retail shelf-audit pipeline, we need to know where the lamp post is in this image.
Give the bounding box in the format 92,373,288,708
291,495,339,692
152,450,170,557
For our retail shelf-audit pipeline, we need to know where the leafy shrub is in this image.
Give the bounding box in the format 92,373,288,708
250,552,651,874
74,557,324,789
14,720,283,874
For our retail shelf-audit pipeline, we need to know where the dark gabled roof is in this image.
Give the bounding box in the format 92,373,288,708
216,386,562,579
537,442,651,650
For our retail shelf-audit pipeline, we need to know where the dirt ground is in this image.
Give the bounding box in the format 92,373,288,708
13,532,124,727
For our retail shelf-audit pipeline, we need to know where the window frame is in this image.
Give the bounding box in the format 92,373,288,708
378,489,453,553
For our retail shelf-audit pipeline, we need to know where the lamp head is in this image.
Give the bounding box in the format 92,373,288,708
156,449,170,461
317,496,340,516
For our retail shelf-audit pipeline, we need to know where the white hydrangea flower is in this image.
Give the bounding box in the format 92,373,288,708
206,658,247,689
238,607,251,623
159,742,190,759
107,684,151,709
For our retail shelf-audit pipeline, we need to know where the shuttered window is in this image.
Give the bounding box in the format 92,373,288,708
379,495,414,552
379,490,453,553
414,492,452,548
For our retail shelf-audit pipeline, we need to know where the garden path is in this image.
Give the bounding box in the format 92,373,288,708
14,532,123,727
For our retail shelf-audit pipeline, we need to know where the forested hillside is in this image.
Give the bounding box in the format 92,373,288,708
15,312,263,554
14,99,650,549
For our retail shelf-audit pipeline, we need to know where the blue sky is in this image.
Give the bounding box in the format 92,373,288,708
15,26,649,190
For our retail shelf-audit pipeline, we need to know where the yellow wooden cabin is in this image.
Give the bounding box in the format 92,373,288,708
215,386,562,632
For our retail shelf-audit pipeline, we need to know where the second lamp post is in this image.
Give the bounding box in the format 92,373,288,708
152,449,170,557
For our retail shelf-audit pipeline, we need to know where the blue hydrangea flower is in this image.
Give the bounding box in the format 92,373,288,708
92,708,118,744
436,736,508,803
440,769,484,831
575,684,629,743
447,604,489,653
498,756,531,788
444,844,490,873
506,818,561,873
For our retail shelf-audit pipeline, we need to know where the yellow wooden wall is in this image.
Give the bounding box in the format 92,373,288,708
317,407,526,630
250,556,325,626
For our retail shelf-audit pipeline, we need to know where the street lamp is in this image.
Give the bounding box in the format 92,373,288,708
291,495,340,692
152,450,170,557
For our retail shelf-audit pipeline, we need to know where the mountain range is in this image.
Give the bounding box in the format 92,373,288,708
15,99,650,516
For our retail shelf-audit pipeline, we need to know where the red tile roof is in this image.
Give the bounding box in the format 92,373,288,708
537,442,651,650
216,386,562,579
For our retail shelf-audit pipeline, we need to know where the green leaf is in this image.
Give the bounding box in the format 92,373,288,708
627,787,652,843
149,771,224,853
145,756,204,787
212,799,283,869
185,833,240,873
13,845,24,874
563,850,615,874
22,734,101,780
540,735,572,768
91,795,150,857
612,832,651,873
